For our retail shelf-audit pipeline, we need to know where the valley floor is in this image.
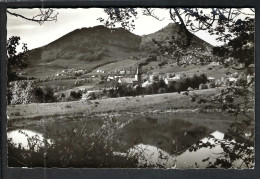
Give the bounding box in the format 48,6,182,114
7,88,220,120
6,88,251,131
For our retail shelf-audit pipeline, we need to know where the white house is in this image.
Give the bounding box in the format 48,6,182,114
107,76,115,81
82,90,103,100
119,70,126,75
207,77,215,82
164,76,181,84
228,77,237,82
142,81,153,87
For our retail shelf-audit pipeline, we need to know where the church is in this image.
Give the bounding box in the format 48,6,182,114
117,67,142,87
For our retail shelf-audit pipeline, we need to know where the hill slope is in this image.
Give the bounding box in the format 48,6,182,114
26,26,142,77
24,24,214,78
140,23,213,52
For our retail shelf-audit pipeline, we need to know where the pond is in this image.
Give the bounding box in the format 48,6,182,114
7,129,53,150
7,113,254,168
127,131,245,168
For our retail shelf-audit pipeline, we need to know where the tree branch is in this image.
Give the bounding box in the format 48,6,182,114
142,8,164,21
7,9,58,25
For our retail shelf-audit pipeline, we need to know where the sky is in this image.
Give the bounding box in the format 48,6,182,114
7,8,254,50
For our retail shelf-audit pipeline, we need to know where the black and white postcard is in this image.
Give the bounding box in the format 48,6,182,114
5,7,255,169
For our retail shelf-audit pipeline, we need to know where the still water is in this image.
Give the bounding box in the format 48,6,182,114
7,115,253,168
7,129,52,150
127,131,228,168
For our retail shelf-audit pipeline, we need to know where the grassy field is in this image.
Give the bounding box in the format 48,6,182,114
8,87,253,132
7,88,221,120
148,62,238,79
93,59,139,72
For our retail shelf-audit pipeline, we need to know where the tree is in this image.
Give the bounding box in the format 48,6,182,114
7,9,59,101
100,8,254,67
99,8,255,168
7,8,59,82
7,36,28,82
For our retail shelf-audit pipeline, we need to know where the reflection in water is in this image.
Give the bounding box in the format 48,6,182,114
7,115,254,168
7,129,52,150
176,131,225,168
128,131,247,169
116,117,211,156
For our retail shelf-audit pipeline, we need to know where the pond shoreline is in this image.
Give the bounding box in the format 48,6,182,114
7,110,242,133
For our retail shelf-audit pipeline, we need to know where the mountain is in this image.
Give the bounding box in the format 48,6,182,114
26,25,142,77
140,23,212,52
24,24,213,78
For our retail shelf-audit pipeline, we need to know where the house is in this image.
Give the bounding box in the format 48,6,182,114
164,76,181,85
207,77,215,82
142,80,153,87
96,69,105,73
210,62,220,66
118,78,136,84
149,75,159,82
107,76,115,81
82,90,103,100
119,70,126,75
228,77,237,82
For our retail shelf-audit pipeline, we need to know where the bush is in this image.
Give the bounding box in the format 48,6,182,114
34,87,56,103
199,83,208,90
8,80,57,104
8,118,140,168
9,80,38,105
70,91,82,99
207,82,216,88
44,87,56,103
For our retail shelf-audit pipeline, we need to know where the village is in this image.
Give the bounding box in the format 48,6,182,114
44,63,254,102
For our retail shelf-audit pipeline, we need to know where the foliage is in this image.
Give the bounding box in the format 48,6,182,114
8,80,37,105
100,8,255,169
7,36,28,82
99,73,208,99
34,86,57,103
78,48,107,62
189,123,254,169
97,8,138,31
69,90,83,100
8,80,57,104
8,117,141,168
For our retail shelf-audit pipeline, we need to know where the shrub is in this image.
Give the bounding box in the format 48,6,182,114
199,83,208,90
44,87,56,103
34,86,56,103
67,90,82,101
207,82,216,88
8,118,140,168
9,80,38,105
8,80,57,104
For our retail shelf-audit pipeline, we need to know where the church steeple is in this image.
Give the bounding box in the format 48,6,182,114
136,66,140,75
135,66,141,83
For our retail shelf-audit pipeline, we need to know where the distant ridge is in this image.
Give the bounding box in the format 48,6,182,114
24,24,213,78
140,23,212,51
